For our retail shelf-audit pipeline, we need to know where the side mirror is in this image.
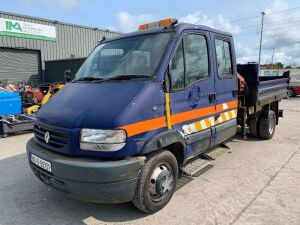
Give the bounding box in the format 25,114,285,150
64,70,72,83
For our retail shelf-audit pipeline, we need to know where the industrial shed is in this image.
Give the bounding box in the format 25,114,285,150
0,11,120,83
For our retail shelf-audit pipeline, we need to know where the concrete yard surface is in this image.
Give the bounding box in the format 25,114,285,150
0,97,299,225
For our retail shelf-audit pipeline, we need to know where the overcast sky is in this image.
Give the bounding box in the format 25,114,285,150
2,0,300,66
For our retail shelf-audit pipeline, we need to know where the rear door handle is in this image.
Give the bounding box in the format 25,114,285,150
233,89,238,98
209,93,216,103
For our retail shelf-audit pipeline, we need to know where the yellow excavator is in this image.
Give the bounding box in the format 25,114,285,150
25,83,64,114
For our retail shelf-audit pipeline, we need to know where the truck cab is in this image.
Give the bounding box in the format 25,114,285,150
26,18,287,213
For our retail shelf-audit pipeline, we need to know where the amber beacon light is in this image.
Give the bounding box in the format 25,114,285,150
138,18,178,30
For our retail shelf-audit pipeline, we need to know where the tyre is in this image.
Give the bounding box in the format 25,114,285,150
289,89,297,97
248,117,259,137
132,150,178,213
259,111,276,140
0,134,8,138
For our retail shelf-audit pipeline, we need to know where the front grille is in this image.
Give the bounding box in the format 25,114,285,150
34,125,69,149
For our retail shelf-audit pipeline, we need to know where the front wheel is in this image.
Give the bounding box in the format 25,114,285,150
132,150,178,213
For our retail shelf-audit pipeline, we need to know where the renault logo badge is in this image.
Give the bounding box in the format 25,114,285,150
44,131,50,144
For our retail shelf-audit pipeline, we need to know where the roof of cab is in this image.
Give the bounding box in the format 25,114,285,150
103,23,232,43
177,23,232,36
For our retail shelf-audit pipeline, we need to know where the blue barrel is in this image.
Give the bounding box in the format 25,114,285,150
0,91,22,115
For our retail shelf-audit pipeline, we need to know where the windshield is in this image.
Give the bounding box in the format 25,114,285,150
74,33,172,81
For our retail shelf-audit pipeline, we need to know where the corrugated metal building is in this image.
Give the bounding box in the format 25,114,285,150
0,11,120,83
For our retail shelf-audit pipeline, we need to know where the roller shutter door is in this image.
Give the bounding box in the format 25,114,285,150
0,48,41,83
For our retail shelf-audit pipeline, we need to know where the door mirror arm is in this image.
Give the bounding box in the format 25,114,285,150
64,70,72,83
163,64,172,93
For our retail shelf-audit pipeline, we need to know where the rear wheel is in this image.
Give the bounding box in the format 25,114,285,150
290,89,297,97
248,117,259,137
132,150,178,213
259,111,276,140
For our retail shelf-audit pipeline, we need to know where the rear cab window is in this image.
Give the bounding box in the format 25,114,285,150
215,39,233,79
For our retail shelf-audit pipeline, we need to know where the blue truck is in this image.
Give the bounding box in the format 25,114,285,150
26,18,290,213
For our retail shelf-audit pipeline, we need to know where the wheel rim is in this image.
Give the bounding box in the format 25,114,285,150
148,163,174,202
269,116,275,135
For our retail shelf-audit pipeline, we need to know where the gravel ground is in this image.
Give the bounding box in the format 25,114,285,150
0,97,299,225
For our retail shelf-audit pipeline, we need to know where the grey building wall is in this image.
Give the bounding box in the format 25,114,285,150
0,11,120,81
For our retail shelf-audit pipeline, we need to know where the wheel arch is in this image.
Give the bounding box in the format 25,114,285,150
140,130,186,165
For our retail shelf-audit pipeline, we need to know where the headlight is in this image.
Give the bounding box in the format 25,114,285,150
80,129,126,152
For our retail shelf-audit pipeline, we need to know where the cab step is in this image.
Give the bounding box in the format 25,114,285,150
200,153,215,161
180,157,213,177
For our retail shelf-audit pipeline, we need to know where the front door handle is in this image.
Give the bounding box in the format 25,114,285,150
209,93,216,103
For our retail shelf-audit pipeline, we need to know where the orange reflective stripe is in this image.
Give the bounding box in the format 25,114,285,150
119,117,166,137
216,100,238,113
171,105,215,125
120,100,238,137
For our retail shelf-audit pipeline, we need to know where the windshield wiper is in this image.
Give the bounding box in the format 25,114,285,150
73,75,150,83
105,75,150,81
73,76,105,82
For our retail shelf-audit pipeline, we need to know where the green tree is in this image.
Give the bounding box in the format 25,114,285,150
284,65,293,69
275,62,284,69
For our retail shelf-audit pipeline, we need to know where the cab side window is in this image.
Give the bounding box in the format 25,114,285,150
171,40,185,90
184,34,209,85
171,34,209,90
215,39,233,79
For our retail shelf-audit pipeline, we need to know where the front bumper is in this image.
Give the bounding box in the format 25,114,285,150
26,138,145,203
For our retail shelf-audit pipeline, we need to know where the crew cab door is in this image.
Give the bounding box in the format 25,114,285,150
167,31,216,158
211,34,238,145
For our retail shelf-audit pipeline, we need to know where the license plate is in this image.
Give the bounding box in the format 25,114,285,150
31,154,52,173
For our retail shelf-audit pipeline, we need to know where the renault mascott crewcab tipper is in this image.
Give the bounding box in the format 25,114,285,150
26,18,289,213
